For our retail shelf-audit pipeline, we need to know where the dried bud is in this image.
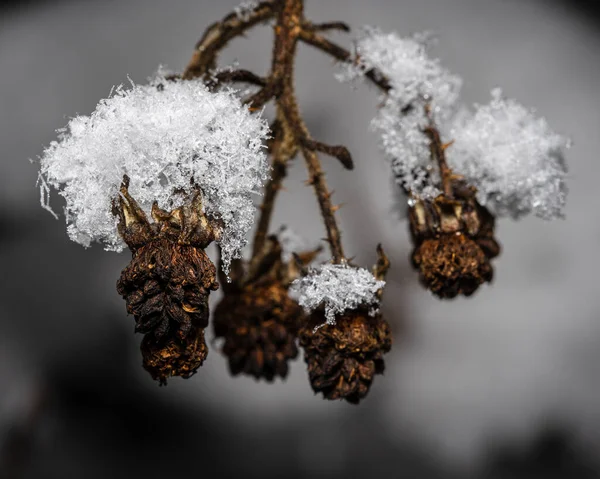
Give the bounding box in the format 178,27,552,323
114,177,220,382
408,180,500,298
299,308,392,404
213,278,303,381
213,235,318,382
141,326,208,385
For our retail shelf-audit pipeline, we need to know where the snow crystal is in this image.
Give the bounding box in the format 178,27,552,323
234,0,259,21
447,89,570,220
289,262,385,328
276,225,320,263
38,74,270,273
337,27,462,198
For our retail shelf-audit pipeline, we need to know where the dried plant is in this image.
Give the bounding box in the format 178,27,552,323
36,0,570,403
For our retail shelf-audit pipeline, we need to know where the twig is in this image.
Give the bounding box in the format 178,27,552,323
252,110,297,257
298,28,391,92
423,105,453,197
303,21,350,33
182,1,276,80
301,147,345,262
182,0,349,263
206,69,267,90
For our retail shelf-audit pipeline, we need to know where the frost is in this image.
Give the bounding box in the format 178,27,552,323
337,27,462,198
38,74,270,273
447,89,570,219
234,0,259,21
289,262,385,328
276,225,319,262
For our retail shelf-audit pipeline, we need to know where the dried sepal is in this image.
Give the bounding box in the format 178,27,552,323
299,308,392,404
113,175,221,251
408,178,500,298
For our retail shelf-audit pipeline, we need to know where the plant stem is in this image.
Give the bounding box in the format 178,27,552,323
182,1,276,80
251,109,297,257
298,27,391,92
273,0,346,262
183,0,351,263
423,106,453,197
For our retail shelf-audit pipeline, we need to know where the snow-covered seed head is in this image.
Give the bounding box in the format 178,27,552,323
337,28,462,198
447,88,570,220
339,30,570,219
38,74,270,274
289,262,386,329
299,308,392,404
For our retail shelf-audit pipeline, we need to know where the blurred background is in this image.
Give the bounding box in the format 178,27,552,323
2,0,600,477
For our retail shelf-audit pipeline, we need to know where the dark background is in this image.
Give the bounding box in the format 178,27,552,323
1,0,600,477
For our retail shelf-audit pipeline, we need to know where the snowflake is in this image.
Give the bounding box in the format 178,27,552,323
38,73,270,273
289,262,385,328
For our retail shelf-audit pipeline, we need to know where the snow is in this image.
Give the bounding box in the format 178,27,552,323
447,88,570,219
38,73,270,273
290,262,385,328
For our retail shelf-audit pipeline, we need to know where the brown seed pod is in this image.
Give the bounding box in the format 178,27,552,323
112,175,220,383
213,235,318,382
408,180,500,299
213,279,303,381
117,239,218,339
299,309,392,404
141,326,208,385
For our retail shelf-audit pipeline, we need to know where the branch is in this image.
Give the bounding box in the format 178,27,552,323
423,105,454,197
300,138,353,170
302,21,350,33
206,69,267,90
252,113,298,257
298,28,391,92
182,1,276,80
301,147,345,263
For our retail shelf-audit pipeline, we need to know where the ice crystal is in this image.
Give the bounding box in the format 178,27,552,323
337,28,462,197
290,263,385,327
276,225,319,263
447,89,570,219
38,74,270,273
234,0,259,21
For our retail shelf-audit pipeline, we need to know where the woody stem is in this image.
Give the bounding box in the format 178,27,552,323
273,0,345,262
423,107,453,197
251,110,296,257
183,0,347,263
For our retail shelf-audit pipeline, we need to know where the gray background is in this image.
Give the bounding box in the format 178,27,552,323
1,0,599,477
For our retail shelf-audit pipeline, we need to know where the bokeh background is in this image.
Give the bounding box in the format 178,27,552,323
2,0,600,477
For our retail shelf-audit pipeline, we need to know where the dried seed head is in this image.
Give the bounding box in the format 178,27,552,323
114,178,219,382
213,235,317,382
141,326,208,385
299,309,392,404
408,180,500,298
117,239,218,340
213,279,303,381
412,233,492,298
